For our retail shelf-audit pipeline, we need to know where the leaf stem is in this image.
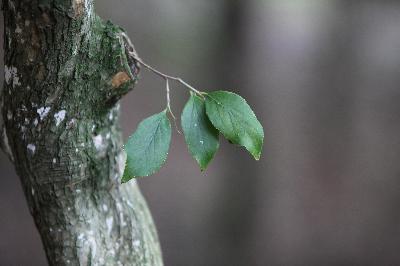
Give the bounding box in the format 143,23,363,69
165,79,181,134
165,79,172,114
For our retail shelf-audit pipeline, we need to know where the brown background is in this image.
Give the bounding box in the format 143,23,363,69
2,1,400,265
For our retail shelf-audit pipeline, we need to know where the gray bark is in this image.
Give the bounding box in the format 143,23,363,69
1,0,163,265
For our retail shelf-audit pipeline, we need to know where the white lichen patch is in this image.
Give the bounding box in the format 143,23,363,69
37,107,51,120
86,230,97,259
52,158,57,164
27,144,36,154
106,216,113,235
72,43,79,56
108,249,116,257
54,110,66,126
33,118,38,126
116,202,127,227
102,204,108,212
7,110,12,120
119,212,126,227
15,25,22,34
116,151,127,178
126,200,134,209
133,240,141,248
92,134,107,153
5,66,21,88
78,233,85,241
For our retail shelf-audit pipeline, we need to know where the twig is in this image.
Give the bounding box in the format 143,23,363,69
119,32,205,97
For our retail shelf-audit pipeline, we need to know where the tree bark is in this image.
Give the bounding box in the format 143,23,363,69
1,0,163,265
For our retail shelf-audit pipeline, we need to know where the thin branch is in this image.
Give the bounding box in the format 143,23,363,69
119,32,205,97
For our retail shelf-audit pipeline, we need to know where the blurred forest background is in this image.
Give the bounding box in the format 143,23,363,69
2,0,400,265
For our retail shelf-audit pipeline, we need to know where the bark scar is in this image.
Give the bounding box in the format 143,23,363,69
73,0,85,17
112,72,131,88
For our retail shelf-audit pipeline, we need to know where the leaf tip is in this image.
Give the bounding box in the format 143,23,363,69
253,150,262,161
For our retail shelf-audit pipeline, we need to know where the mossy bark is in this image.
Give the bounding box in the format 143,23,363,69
1,0,163,265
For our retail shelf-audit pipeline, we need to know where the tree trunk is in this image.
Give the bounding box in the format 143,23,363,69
1,0,163,265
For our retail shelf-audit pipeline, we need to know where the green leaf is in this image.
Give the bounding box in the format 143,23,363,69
122,110,171,182
181,94,220,170
205,91,264,160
